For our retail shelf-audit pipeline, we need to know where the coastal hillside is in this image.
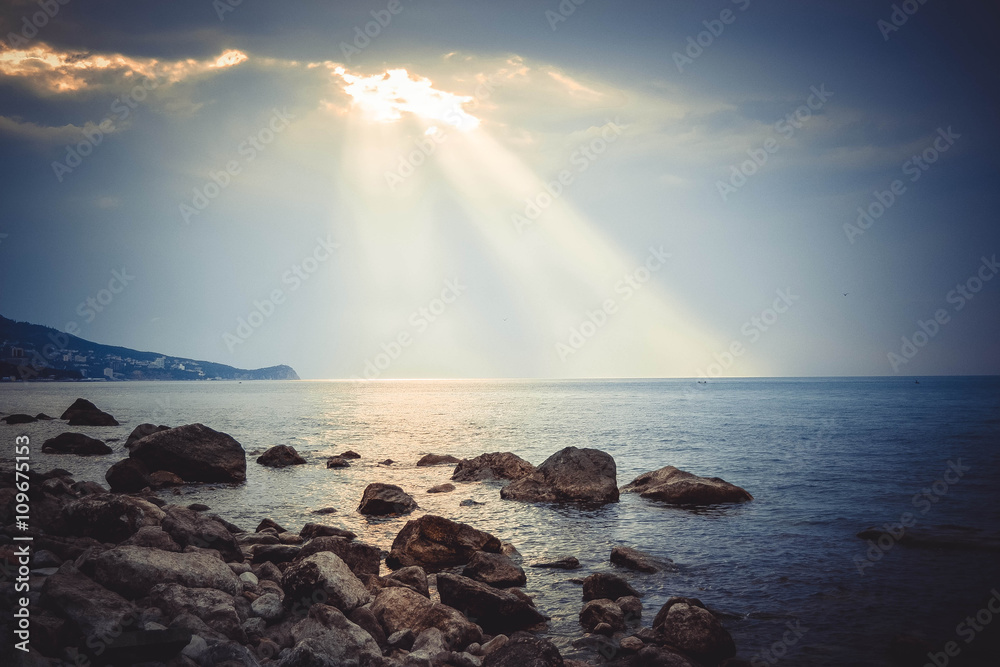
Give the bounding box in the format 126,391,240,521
0,315,299,381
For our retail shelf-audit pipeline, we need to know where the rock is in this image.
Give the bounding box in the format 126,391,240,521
408,626,449,663
417,453,462,466
370,586,482,650
36,412,56,420
92,545,243,598
42,432,112,455
121,526,183,552
652,600,736,665
281,552,370,614
611,546,669,574
500,447,618,504
125,423,170,450
2,413,37,424
340,450,362,459
388,628,416,650
482,634,508,655
40,568,138,648
580,599,625,633
252,544,303,565
593,622,613,636
379,459,394,466
312,507,338,515
32,549,63,568
60,398,119,426
357,483,418,516
349,605,389,649
621,466,752,506
230,561,252,575
530,557,580,570
198,640,262,666
252,592,285,621
462,551,526,588
274,603,383,667
97,627,195,665
383,565,429,597
428,483,456,494
129,423,247,483
436,573,546,634
161,505,243,562
187,503,210,512
619,636,644,652
617,596,643,623
240,571,259,587
460,499,485,506
149,470,185,488
258,518,288,533
297,537,381,577
300,523,357,541
258,445,307,468
62,495,165,542
326,456,350,468
386,514,502,572
148,583,245,641
582,573,641,601
481,632,564,667
451,452,535,482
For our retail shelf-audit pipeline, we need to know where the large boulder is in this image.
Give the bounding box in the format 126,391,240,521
257,445,307,468
281,552,370,614
148,583,245,642
369,586,482,650
357,483,418,516
161,505,243,562
296,537,381,577
417,453,461,466
62,495,165,543
482,632,564,667
652,599,736,665
582,573,641,601
500,447,618,504
92,546,243,598
125,423,170,450
621,466,752,506
60,398,119,426
105,458,152,492
129,423,247,483
452,452,535,482
386,514,502,572
279,603,383,667
41,568,138,649
462,551,527,588
437,573,546,634
42,432,112,456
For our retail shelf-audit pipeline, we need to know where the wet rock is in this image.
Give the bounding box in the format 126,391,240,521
481,632,564,667
60,398,119,426
296,536,381,577
278,603,382,667
582,573,641,601
611,546,669,574
652,599,736,665
580,599,625,633
63,494,165,542
300,523,357,541
386,514,501,572
281,552,371,614
452,452,535,482
187,503,210,512
428,483,456,494
530,557,580,570
129,423,247,483
379,459,394,466
258,445,307,468
148,583,246,641
357,483,418,516
2,413,37,424
149,470,185,488
370,586,482,650
340,450,362,459
312,507,338,515
40,567,138,649
42,432,112,456
417,453,462,466
462,551,526,588
621,466,752,506
92,545,243,597
125,423,171,450
500,447,618,504
460,499,486,506
161,505,243,562
383,565,430,597
121,526,183,552
257,518,287,533
36,412,56,420
326,456,350,468
436,573,546,634
617,595,643,623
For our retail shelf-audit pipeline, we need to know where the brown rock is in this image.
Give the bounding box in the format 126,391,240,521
386,514,502,572
621,466,752,506
452,452,535,482
500,447,618,504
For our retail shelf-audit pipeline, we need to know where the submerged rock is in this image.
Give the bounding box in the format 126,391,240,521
2,413,37,424
357,483,418,516
326,456,350,469
611,546,671,574
129,423,247,483
530,556,580,570
386,514,502,572
621,466,752,506
500,447,618,504
452,452,536,482
257,445,307,468
42,432,112,456
60,398,119,426
428,483,456,493
340,450,362,459
417,453,462,466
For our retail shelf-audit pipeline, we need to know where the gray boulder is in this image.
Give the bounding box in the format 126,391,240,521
281,552,370,614
129,423,247,483
125,423,170,450
161,505,243,562
278,603,382,667
147,583,245,642
296,536,381,577
500,447,618,504
40,568,138,649
92,545,242,598
452,452,535,482
621,466,752,506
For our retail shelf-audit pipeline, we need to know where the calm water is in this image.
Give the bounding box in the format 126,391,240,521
2,378,999,665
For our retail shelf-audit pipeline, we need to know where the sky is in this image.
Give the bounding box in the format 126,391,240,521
0,0,998,380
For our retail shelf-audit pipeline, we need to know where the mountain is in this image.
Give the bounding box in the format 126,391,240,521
0,315,299,381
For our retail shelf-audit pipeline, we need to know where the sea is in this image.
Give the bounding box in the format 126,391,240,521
2,377,999,666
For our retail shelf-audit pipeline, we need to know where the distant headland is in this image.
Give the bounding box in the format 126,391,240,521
0,315,299,382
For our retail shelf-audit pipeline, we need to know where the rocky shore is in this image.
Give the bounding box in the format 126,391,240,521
1,399,756,667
